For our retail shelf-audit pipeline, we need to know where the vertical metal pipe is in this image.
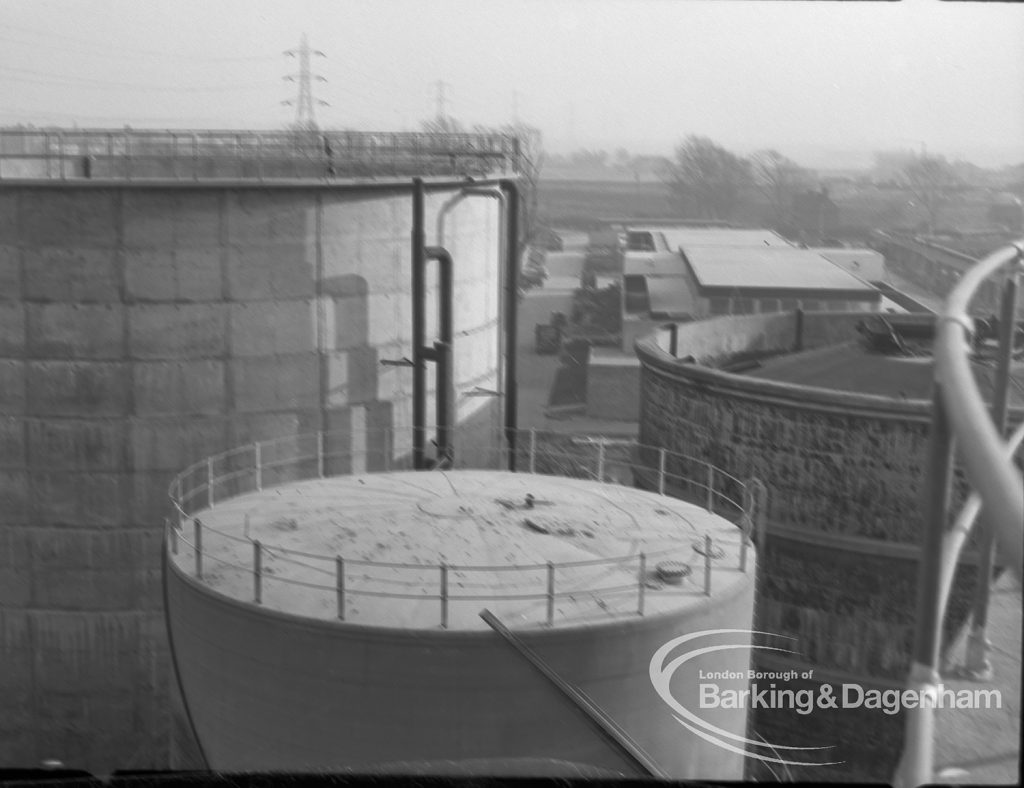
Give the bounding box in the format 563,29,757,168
596,441,606,482
637,553,647,616
668,323,678,357
500,179,520,471
658,448,667,495
704,535,713,596
706,465,715,513
529,429,537,474
435,342,452,464
411,179,426,469
168,518,178,555
546,562,556,625
897,383,956,788
317,431,325,478
426,246,454,464
966,271,1019,676
440,564,449,629
254,442,262,491
336,557,345,621
194,519,203,579
253,540,262,605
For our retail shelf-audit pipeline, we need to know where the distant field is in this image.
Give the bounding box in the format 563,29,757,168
537,179,673,227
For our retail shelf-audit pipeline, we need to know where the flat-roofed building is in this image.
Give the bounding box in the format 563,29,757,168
683,245,881,316
621,227,882,349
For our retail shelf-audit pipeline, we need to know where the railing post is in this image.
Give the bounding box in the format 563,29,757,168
546,562,556,626
254,442,262,491
175,477,184,528
207,457,214,508
253,540,262,605
167,518,178,555
194,519,203,579
658,448,667,496
739,514,750,574
596,440,606,482
706,465,715,513
637,554,647,616
965,268,1019,679
317,431,325,479
896,383,956,788
336,556,345,621
529,428,537,474
703,535,713,596
440,564,449,629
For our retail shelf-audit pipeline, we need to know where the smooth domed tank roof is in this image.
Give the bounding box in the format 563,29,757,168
173,469,747,630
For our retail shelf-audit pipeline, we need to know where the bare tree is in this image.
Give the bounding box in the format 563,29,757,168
751,149,812,228
663,135,751,221
901,153,962,234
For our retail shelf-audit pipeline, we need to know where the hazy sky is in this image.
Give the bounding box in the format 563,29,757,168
3,0,1023,167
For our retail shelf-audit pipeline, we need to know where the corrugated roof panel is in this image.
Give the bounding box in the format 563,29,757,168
684,246,877,292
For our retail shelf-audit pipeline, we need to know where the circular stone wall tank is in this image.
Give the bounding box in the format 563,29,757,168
164,468,756,778
0,179,503,770
634,311,1024,781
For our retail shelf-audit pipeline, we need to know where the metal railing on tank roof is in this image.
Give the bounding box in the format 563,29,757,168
0,128,523,181
164,428,762,629
897,241,1024,788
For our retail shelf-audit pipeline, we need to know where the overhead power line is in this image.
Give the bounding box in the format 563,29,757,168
0,65,268,92
1,21,280,62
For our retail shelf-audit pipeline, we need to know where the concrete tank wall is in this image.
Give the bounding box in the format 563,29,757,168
0,181,504,771
165,558,756,779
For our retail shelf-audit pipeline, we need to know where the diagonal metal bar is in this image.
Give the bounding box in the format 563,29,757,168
479,608,667,779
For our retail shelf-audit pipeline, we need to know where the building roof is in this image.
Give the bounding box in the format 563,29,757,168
660,227,793,250
623,251,686,276
812,248,886,282
683,246,879,295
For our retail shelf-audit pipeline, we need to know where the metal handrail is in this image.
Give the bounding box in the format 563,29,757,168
934,242,1024,569
165,427,759,625
896,241,1023,788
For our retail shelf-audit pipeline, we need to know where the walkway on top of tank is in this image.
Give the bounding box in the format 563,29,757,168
169,470,748,631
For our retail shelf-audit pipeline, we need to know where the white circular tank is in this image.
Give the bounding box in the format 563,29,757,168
165,468,757,777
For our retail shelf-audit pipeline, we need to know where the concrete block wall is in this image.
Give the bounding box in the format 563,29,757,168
0,181,504,771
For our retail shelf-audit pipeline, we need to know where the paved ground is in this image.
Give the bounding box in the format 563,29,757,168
932,570,1022,785
516,260,638,437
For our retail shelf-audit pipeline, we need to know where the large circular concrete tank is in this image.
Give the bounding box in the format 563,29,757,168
164,467,756,778
0,179,503,770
